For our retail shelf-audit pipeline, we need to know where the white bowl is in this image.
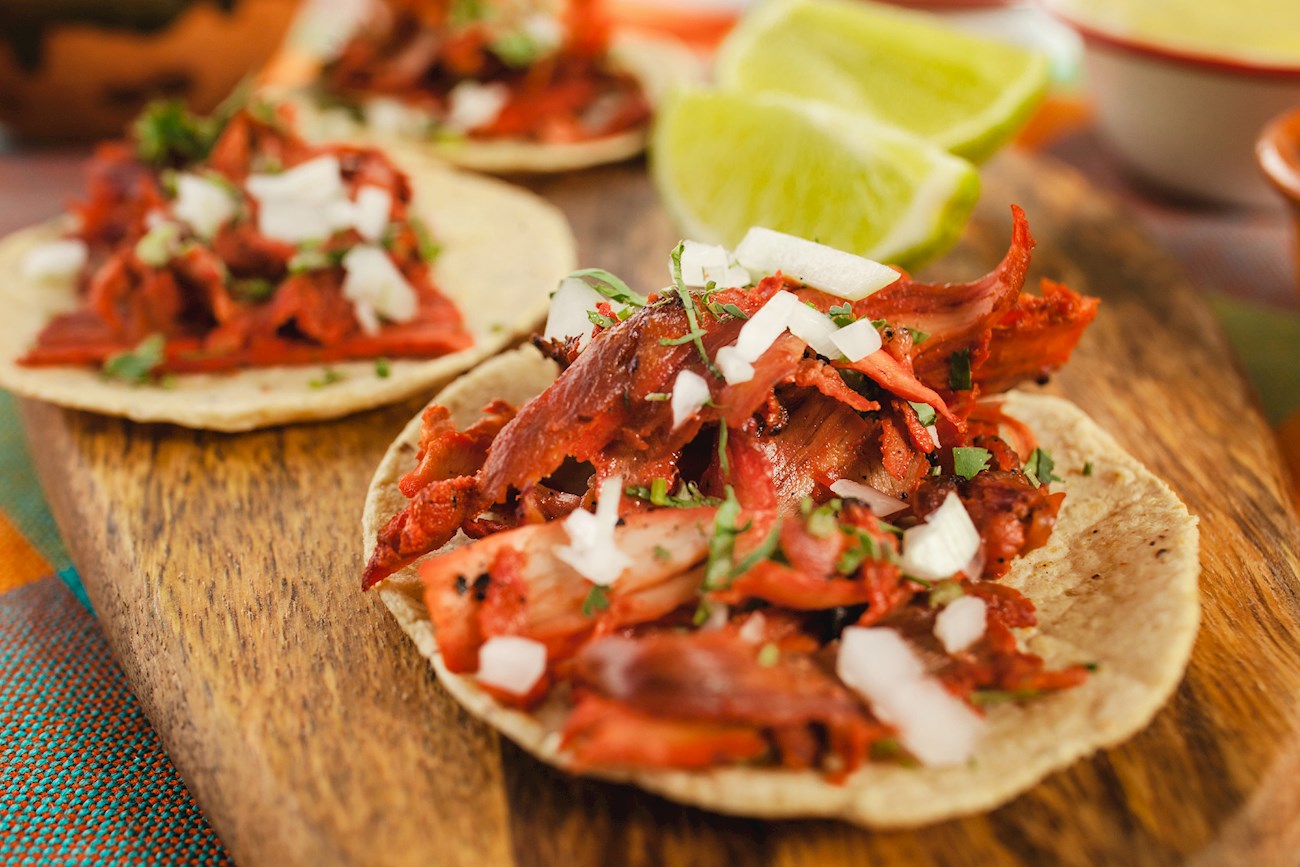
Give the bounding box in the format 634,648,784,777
1046,2,1300,208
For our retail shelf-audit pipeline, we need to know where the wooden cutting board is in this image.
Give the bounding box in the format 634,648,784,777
22,152,1300,867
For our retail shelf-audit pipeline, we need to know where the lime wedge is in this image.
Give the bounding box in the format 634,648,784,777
650,88,980,270
715,0,1049,163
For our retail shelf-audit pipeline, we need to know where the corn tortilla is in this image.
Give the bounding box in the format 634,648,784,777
289,34,700,174
0,159,575,431
361,345,1201,828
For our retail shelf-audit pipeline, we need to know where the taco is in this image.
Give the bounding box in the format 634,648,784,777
360,212,1199,826
0,99,575,431
288,0,698,173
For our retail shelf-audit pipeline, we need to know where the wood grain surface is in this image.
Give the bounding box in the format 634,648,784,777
21,152,1300,867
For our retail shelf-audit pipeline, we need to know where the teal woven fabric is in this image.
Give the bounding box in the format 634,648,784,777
0,577,231,866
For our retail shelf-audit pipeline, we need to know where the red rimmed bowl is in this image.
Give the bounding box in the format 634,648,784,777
1258,107,1300,294
1044,0,1300,207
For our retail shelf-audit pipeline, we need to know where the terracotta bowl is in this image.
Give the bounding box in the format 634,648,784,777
0,0,300,142
1044,0,1300,208
1257,107,1300,294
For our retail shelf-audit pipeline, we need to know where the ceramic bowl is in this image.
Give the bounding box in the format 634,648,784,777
1257,107,1300,292
0,0,299,142
1045,1,1300,208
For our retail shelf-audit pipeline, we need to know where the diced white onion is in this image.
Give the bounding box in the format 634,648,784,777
670,369,711,430
829,319,883,362
21,239,87,282
837,627,984,766
733,289,799,362
934,596,988,654
352,186,392,242
445,81,511,132
715,345,755,385
173,174,236,240
554,476,631,586
926,424,941,449
247,156,353,244
678,241,750,290
341,245,419,333
701,602,730,632
134,221,182,267
900,492,980,582
522,12,564,52
737,611,767,644
248,155,345,203
828,478,908,518
733,227,901,301
679,241,731,288
542,276,620,348
785,303,842,359
365,97,430,137
476,635,547,695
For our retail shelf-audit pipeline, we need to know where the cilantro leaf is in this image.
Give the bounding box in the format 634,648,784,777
757,643,780,667
375,358,391,379
668,243,722,378
587,309,618,328
952,446,992,480
581,585,610,617
569,268,647,308
1024,448,1061,487
828,303,857,327
907,400,937,427
625,478,721,509
101,334,166,384
309,368,346,388
949,348,972,391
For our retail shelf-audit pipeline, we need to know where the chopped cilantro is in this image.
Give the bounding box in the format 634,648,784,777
231,278,276,303
587,309,618,329
757,643,780,667
409,217,442,262
625,478,721,509
309,368,346,388
928,580,966,608
668,243,722,377
134,222,181,266
133,101,218,167
375,358,391,379
692,600,713,627
908,327,930,344
1083,661,1101,672
729,520,783,579
491,31,544,67
101,334,165,384
720,303,749,320
970,688,1042,707
907,400,937,427
828,303,856,327
835,526,890,575
801,497,841,538
644,392,670,402
704,487,746,590
653,545,671,562
581,585,610,617
288,245,346,274
1024,448,1061,487
717,423,729,476
569,268,648,308
948,349,972,391
132,80,249,168
658,328,708,346
1082,461,1094,477
952,446,992,480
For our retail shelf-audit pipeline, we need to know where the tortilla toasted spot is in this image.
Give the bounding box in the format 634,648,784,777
361,349,1200,828
0,161,575,431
